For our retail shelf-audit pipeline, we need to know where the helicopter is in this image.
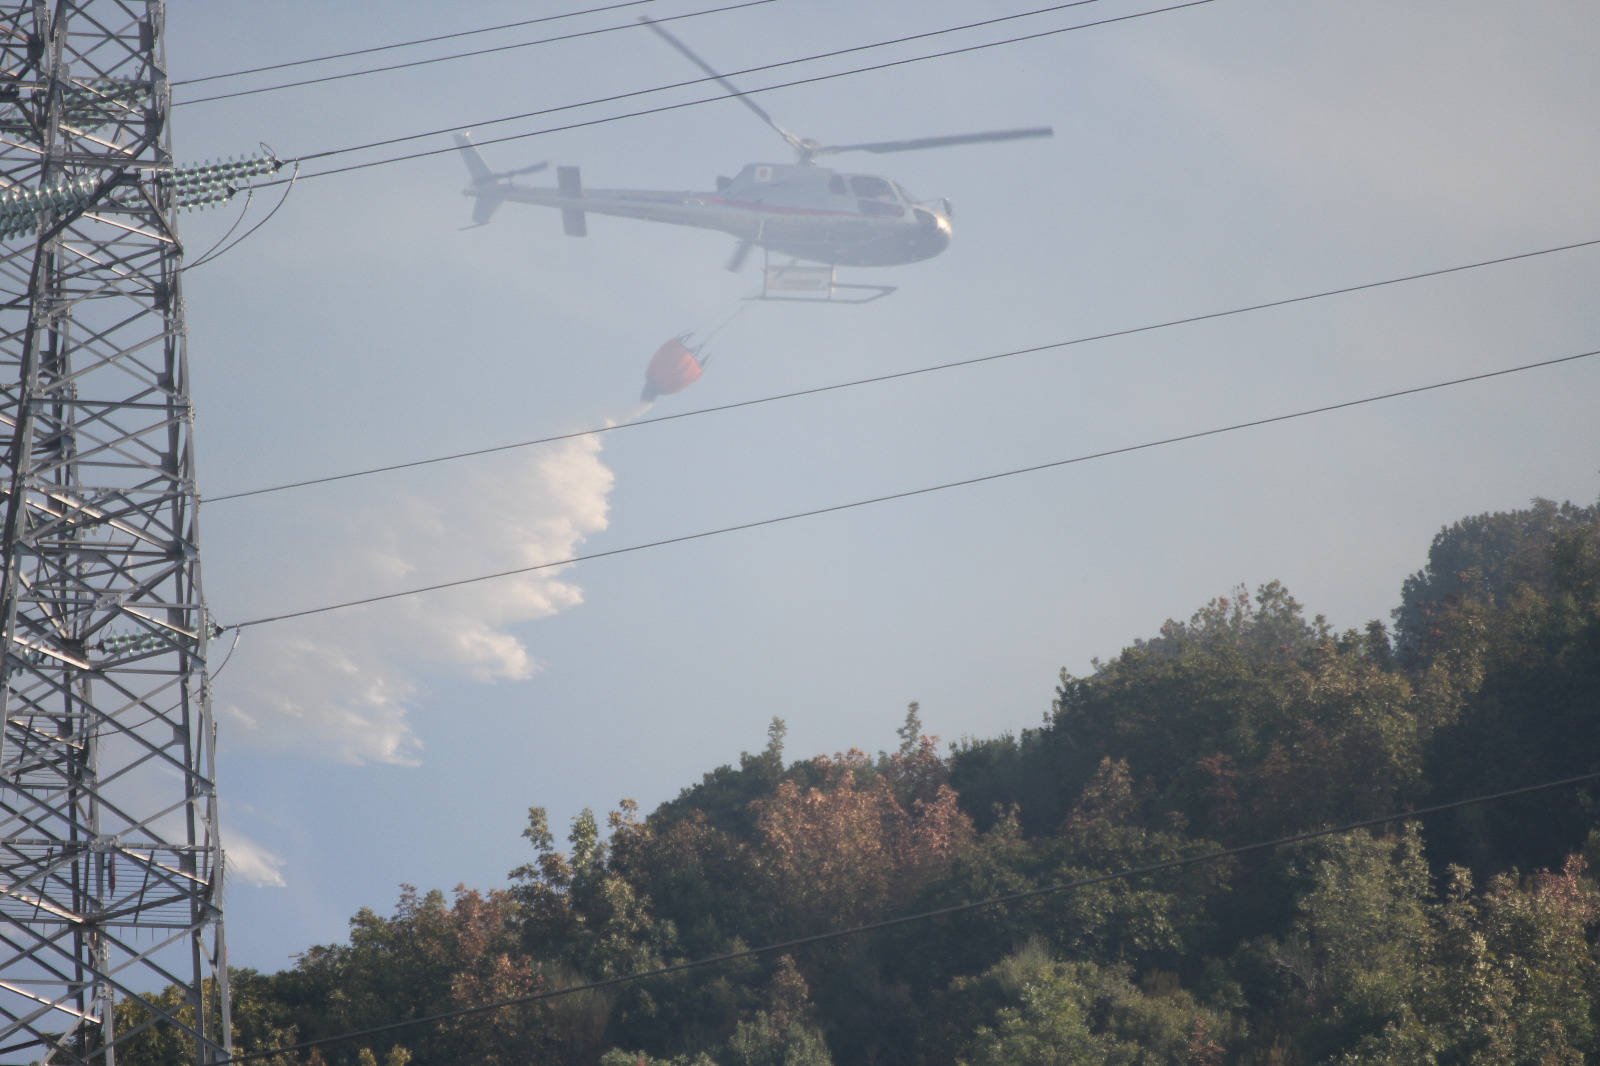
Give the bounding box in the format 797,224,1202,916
454,17,1051,293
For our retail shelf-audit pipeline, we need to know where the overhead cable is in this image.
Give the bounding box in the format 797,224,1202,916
182,162,302,273
247,0,1220,184
174,0,782,108
204,234,1600,505
171,0,662,87
222,348,1599,630
208,768,1600,1065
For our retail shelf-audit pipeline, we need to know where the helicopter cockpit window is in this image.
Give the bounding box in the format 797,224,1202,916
849,175,895,199
829,175,847,195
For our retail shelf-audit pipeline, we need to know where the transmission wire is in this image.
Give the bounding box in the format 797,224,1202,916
203,234,1600,505
174,0,782,108
88,2,1600,1059
222,348,1599,631
171,0,662,87
209,767,1600,1065
178,186,254,270
181,162,301,273
247,0,1220,184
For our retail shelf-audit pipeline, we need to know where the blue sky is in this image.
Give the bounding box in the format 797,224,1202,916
166,0,1600,969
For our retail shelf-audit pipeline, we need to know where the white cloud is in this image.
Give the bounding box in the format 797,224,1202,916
215,436,613,764
226,831,287,889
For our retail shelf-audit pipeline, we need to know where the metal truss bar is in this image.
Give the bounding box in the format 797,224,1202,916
0,3,227,1064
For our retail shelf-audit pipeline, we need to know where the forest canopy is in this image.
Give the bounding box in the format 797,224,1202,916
122,496,1600,1066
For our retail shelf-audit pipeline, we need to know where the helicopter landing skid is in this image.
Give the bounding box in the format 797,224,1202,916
749,255,895,304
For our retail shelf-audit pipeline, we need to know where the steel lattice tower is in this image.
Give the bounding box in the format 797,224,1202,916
0,2,229,1064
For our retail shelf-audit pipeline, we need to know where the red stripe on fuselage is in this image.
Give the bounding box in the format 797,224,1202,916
617,193,879,219
708,196,877,218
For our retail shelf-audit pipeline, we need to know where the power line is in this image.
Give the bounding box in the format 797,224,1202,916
171,0,662,87
181,163,302,273
203,234,1600,505
294,0,1198,169
247,0,1220,184
174,0,782,108
210,767,1600,1065
223,348,1599,630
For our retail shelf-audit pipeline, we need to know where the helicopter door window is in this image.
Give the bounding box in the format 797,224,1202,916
849,175,894,199
754,166,773,183
829,175,846,195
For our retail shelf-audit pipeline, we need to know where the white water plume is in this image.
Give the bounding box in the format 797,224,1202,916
225,830,288,889
215,435,613,765
611,401,655,426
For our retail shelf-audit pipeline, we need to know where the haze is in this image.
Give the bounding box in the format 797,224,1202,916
166,0,1600,966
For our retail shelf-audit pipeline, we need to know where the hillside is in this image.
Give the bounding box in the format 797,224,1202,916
122,496,1600,1066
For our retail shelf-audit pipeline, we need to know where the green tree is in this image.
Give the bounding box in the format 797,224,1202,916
115,973,294,1066
1423,856,1600,1065
954,941,1228,1066
1257,827,1436,1063
268,883,540,1066
650,718,793,839
512,803,667,979
1419,507,1600,875
953,583,1424,846
1394,496,1599,666
110,498,1600,1066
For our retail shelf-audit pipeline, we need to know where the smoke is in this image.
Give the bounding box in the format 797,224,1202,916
215,435,613,765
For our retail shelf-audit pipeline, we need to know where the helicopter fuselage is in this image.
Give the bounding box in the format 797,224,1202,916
468,162,953,268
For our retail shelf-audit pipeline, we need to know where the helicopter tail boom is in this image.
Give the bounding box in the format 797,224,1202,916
454,131,505,228
557,165,587,237
453,132,494,185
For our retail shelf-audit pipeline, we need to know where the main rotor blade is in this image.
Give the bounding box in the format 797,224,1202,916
813,126,1054,156
639,16,806,155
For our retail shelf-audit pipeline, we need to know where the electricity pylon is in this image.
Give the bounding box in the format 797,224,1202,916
0,3,230,1064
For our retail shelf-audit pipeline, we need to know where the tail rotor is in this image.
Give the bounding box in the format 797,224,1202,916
453,131,547,229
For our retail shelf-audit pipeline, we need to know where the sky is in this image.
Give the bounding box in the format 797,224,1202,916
163,0,1600,969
